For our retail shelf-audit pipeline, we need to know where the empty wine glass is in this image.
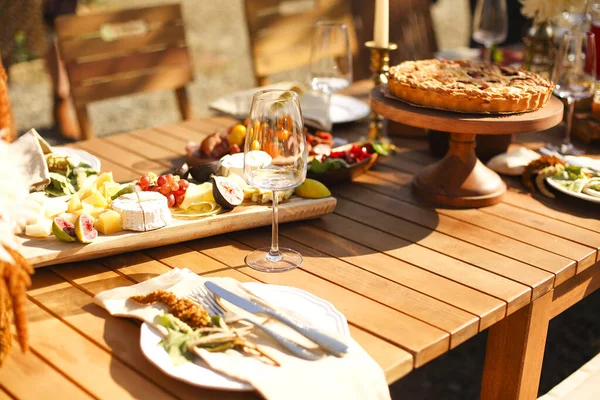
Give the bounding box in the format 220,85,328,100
472,0,508,63
244,90,307,272
309,21,352,131
550,31,596,155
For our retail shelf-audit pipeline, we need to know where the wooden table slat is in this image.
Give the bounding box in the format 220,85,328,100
75,138,167,176
0,347,93,400
332,196,536,310
306,214,507,329
22,298,177,400
104,132,182,168
131,128,190,155
482,203,600,251
365,164,595,274
340,175,576,282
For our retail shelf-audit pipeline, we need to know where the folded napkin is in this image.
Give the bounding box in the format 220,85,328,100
487,147,541,176
209,81,331,131
94,268,391,400
11,129,52,191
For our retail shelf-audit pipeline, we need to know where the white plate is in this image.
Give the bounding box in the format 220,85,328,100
139,282,350,391
51,147,102,172
330,94,370,124
545,178,600,204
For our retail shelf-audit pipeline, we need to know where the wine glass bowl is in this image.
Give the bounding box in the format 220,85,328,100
309,21,352,131
243,90,307,272
550,31,596,155
472,0,508,62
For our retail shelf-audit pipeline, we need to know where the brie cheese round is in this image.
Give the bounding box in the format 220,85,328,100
111,191,171,231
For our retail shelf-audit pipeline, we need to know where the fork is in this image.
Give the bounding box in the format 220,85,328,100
188,286,323,361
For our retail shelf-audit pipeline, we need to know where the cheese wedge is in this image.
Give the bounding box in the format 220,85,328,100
111,191,171,231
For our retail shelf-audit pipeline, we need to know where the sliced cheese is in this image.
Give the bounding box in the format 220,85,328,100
111,191,171,231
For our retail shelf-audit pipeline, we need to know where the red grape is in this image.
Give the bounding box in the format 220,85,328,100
159,184,171,195
170,182,179,192
157,175,167,186
178,179,189,189
167,193,176,207
174,187,186,197
139,175,150,190
174,194,184,206
148,185,160,192
165,174,174,184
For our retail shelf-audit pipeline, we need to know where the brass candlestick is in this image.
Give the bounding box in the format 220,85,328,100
365,41,397,142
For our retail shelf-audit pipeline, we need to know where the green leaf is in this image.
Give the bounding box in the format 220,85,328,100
47,172,76,196
323,158,349,170
309,158,329,174
159,329,196,365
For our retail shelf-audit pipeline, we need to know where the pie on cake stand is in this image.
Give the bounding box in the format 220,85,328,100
370,87,564,208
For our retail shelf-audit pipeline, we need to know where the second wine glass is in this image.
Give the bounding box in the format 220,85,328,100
551,31,596,155
309,21,352,131
472,0,508,63
244,90,307,272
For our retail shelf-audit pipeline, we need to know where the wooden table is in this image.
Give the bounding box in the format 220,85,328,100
3,84,600,400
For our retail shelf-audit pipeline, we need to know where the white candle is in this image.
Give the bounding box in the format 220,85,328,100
374,0,389,47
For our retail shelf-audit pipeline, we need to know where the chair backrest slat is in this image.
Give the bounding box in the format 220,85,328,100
55,4,182,38
245,0,358,85
71,66,192,106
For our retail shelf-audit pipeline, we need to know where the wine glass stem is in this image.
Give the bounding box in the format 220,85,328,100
564,98,575,145
484,44,492,63
268,190,281,261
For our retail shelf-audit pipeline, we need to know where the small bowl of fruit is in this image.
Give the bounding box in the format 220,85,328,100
306,142,380,185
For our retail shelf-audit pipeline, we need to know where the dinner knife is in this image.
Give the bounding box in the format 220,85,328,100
204,281,349,356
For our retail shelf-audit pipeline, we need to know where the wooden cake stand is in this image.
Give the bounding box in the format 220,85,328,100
370,87,564,207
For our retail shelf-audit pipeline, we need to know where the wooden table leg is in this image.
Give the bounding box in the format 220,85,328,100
481,290,553,400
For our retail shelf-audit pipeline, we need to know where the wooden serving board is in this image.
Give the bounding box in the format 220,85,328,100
19,196,336,268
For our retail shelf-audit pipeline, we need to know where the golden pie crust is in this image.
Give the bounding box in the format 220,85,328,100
388,59,554,114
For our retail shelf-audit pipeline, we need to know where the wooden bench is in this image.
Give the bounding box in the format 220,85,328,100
538,353,600,399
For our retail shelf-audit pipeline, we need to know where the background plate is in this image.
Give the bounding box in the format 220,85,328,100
51,147,102,172
330,94,370,124
140,282,350,391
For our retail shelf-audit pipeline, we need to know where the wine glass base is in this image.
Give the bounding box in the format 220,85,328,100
245,248,303,272
546,142,584,155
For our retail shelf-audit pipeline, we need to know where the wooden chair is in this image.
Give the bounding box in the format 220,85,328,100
244,0,359,86
350,0,438,80
55,4,193,139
